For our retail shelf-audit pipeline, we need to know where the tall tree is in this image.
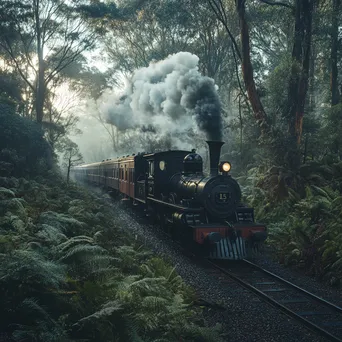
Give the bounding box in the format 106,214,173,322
208,0,316,170
0,0,95,124
207,0,270,134
236,0,269,130
286,0,315,150
330,0,341,106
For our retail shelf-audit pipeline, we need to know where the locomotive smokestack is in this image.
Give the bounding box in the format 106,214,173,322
206,141,224,176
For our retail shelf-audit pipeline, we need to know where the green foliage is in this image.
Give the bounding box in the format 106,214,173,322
0,70,24,104
265,56,294,118
12,298,69,342
320,104,342,157
244,161,342,285
0,109,53,177
0,174,220,341
76,1,120,21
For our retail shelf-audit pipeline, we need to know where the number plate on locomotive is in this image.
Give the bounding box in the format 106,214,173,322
216,192,230,203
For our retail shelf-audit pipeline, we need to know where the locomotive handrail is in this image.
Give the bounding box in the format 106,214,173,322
147,197,203,212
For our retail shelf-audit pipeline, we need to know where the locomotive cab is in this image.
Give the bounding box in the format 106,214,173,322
144,150,191,199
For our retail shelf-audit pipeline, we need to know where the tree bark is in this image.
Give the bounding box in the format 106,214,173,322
236,0,268,132
286,0,315,147
308,34,316,111
34,0,45,124
331,0,341,106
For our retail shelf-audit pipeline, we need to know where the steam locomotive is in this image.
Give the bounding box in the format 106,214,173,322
72,141,267,260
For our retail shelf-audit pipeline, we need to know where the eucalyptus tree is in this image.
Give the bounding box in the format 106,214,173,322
207,0,317,170
0,0,96,125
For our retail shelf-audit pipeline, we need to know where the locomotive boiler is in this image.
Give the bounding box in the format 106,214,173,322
72,140,267,260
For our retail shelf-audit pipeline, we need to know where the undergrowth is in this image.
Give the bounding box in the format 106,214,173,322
0,174,222,341
240,160,342,286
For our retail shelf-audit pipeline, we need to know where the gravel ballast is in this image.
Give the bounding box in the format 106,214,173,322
252,248,342,308
95,191,340,342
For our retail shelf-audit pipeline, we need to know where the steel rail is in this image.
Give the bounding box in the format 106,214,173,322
207,259,342,342
242,259,342,314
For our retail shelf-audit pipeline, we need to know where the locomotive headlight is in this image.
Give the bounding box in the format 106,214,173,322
220,161,231,173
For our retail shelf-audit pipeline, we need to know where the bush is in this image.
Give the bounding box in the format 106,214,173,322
0,108,53,177
243,162,342,286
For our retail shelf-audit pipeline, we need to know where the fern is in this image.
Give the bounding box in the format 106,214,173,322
59,244,108,263
141,296,169,313
57,235,94,254
0,249,66,290
12,298,68,342
76,300,123,325
36,224,68,245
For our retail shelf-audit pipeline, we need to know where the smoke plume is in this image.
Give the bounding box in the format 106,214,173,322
98,52,222,143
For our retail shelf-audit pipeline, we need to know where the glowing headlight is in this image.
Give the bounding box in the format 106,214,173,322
220,162,231,172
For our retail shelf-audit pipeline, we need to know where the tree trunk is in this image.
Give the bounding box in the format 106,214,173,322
34,0,45,124
308,0,321,113
239,95,243,158
331,0,341,106
36,61,45,124
286,0,314,146
308,36,316,111
236,0,268,133
285,0,315,170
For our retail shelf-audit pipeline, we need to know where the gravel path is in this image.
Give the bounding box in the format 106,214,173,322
96,191,340,342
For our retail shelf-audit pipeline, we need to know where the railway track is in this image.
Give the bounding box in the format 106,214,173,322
105,197,342,341
206,259,342,342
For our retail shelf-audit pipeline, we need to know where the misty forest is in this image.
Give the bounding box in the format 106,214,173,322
0,0,342,341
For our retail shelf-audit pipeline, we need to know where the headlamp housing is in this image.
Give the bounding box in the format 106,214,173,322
219,161,231,173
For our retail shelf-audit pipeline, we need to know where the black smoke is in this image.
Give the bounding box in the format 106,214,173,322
98,52,222,143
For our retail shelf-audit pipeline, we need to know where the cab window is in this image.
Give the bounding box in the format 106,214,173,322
149,161,154,177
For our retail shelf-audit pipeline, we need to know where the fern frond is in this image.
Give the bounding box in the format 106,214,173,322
12,298,68,342
36,224,68,245
0,249,66,289
141,296,168,313
76,300,123,325
311,185,331,199
59,244,107,263
57,236,94,254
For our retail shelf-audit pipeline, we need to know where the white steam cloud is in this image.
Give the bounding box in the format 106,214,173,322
97,52,222,146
